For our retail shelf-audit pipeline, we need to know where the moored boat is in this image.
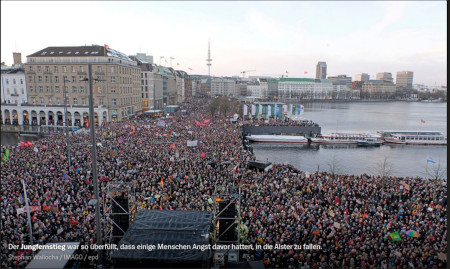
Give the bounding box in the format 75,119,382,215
380,131,447,145
357,138,382,146
310,133,381,144
245,135,308,143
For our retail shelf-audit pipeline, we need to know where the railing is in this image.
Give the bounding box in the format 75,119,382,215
1,124,78,135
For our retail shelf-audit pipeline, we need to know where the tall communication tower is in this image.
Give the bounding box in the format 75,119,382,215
206,38,212,76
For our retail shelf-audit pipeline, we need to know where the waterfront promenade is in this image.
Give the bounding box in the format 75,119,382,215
1,97,447,268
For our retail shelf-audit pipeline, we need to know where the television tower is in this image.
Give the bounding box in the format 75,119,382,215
206,38,212,76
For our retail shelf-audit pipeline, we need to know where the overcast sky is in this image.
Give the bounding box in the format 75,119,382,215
1,1,447,85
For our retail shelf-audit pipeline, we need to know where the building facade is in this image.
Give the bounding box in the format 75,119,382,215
278,78,333,100
316,61,327,79
354,73,370,82
1,65,27,105
132,57,164,110
361,80,396,99
210,77,236,96
396,71,414,90
23,45,141,124
376,72,394,83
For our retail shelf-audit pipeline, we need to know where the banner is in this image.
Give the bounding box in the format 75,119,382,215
243,104,248,116
17,206,41,215
282,104,288,114
251,104,256,116
276,104,280,116
187,140,198,147
267,105,271,117
289,104,293,114
157,120,165,127
259,104,263,115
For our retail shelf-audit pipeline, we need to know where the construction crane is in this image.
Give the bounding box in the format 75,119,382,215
241,70,256,78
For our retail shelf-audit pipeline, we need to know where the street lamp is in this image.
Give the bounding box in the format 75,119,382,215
62,77,72,172
81,63,105,268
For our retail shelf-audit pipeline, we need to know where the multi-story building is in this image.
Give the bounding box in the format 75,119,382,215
396,71,414,90
156,66,177,106
210,77,236,96
23,45,141,125
316,61,327,79
131,56,164,110
354,73,370,82
361,80,396,99
328,75,352,87
376,72,393,83
133,53,153,64
278,78,333,100
267,79,278,100
247,78,269,98
1,65,27,105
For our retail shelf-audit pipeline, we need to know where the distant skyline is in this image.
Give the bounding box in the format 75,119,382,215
1,1,446,85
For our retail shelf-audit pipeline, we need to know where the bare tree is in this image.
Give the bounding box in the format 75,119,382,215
369,156,394,180
207,98,220,117
327,154,344,178
425,160,447,180
219,97,231,116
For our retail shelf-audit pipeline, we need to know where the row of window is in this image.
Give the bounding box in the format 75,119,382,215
28,65,139,75
30,97,107,106
28,75,118,83
402,136,446,141
5,88,25,95
4,79,24,85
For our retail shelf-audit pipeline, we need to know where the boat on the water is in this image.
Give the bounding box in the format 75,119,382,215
245,135,308,143
310,133,381,144
379,131,447,145
357,138,382,146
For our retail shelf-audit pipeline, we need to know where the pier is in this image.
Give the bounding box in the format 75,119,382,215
241,125,321,137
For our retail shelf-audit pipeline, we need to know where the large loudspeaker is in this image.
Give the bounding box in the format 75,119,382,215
112,197,129,238
219,201,236,218
218,201,238,242
219,219,237,242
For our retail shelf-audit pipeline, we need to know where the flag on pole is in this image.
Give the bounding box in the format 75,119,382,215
104,44,109,49
420,119,426,124
427,158,437,163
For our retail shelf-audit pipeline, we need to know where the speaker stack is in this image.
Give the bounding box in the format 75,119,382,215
111,195,129,240
218,201,237,242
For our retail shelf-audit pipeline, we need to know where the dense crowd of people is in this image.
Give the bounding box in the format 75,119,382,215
1,97,447,269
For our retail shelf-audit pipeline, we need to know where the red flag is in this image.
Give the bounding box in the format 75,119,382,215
69,219,79,226
104,44,109,49
420,119,426,124
170,143,176,150
202,152,206,157
26,141,32,146
203,119,210,124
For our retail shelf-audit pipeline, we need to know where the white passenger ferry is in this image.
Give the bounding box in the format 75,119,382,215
380,131,447,145
310,133,382,144
246,135,308,143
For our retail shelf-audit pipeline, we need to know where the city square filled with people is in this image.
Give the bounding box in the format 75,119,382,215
1,97,447,269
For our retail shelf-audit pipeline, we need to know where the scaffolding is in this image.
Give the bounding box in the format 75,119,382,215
212,174,241,266
103,181,135,259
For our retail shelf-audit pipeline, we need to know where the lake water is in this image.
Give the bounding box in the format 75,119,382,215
251,101,447,178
